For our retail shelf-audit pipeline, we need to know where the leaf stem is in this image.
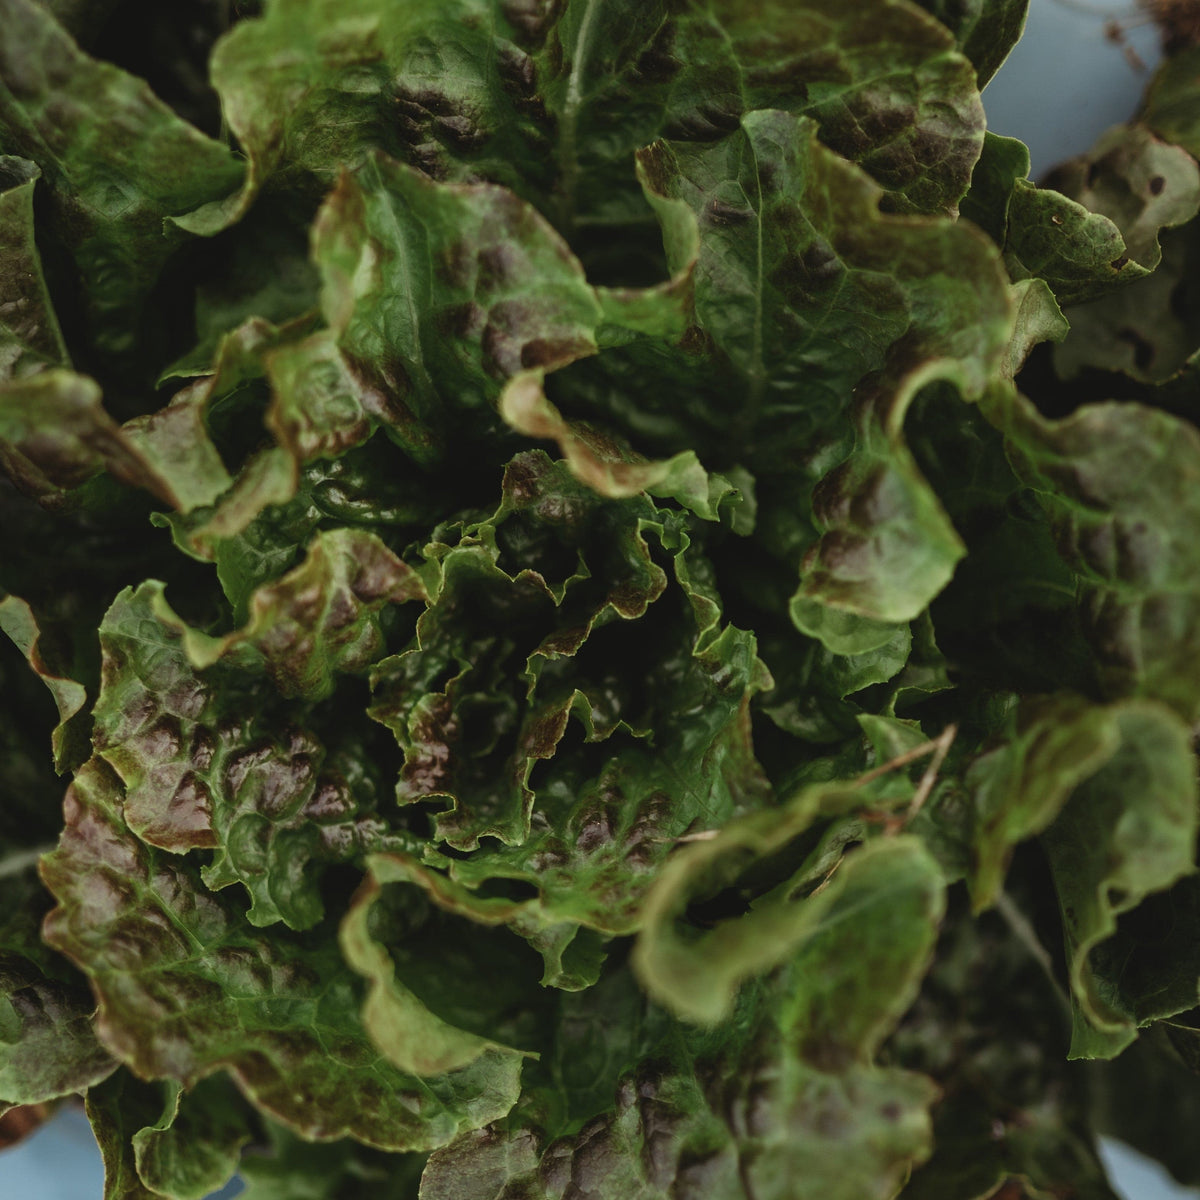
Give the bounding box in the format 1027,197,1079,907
557,0,600,232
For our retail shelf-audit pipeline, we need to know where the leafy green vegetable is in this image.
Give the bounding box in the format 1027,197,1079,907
6,1,1200,1196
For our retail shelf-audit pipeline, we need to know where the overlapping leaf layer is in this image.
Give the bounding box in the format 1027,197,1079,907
5,1,1200,1197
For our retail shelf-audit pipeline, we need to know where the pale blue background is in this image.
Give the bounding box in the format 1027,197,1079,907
1,1,1196,1196
985,0,1162,174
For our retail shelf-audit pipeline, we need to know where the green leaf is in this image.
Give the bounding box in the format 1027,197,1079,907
1007,277,1069,379
91,581,414,929
1040,702,1199,1058
309,153,602,462
1143,43,1200,160
633,773,944,1025
499,369,745,519
131,1076,251,1200
913,0,1029,87
203,0,984,236
1053,227,1200,385
636,110,1010,461
43,757,524,1149
87,1071,167,1200
0,0,243,357
0,592,89,772
0,369,166,503
0,938,116,1107
86,1071,250,1200
1039,123,1200,278
340,854,532,1076
626,110,1010,628
184,527,426,701
793,368,970,626
983,383,1200,721
0,156,68,380
963,125,1200,307
964,694,1194,913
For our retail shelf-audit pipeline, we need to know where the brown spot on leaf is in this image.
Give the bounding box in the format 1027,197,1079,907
502,453,546,506
188,727,216,772
704,197,753,227
476,241,524,292
520,335,592,371
502,0,559,39
439,300,487,341
132,715,184,765
434,112,486,151
160,772,218,850
522,704,571,759
635,141,675,197
497,42,537,92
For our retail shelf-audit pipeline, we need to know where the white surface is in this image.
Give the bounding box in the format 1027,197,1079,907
982,0,1163,174
0,1106,103,1200
1101,1137,1200,1199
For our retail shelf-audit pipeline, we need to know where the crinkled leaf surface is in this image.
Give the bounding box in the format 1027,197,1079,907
91,580,414,929
203,0,983,234
9,1,1200,1195
577,108,1013,633
42,757,524,1149
184,527,426,701
425,823,944,1200
0,870,115,1109
367,453,771,976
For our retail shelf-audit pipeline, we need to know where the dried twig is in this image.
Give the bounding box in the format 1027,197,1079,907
855,723,958,833
852,734,946,788
904,722,958,822
661,829,720,844
806,856,843,899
